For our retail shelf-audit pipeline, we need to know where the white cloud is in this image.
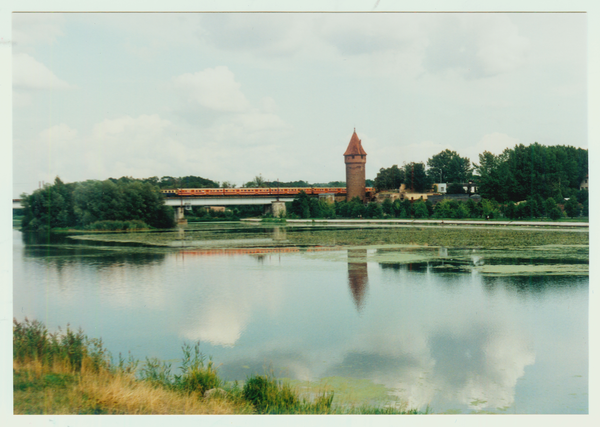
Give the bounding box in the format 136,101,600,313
318,13,427,56
423,14,530,79
13,91,32,108
172,66,250,112
12,13,65,46
474,15,531,77
198,14,310,58
39,123,78,148
92,114,171,139
259,96,278,113
470,133,519,165
13,53,72,89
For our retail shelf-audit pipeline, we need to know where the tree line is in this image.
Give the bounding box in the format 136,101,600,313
288,192,588,221
374,143,588,204
242,174,374,189
20,177,175,232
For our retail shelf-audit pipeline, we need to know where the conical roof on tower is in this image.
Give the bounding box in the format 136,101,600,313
344,129,367,156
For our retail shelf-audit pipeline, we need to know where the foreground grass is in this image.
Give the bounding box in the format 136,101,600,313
14,318,418,415
14,361,247,414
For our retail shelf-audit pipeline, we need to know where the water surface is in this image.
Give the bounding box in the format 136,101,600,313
13,224,588,414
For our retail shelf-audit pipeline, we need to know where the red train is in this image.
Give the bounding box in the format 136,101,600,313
161,187,375,197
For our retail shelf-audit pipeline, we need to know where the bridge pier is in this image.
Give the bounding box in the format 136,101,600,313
174,206,188,225
265,201,286,218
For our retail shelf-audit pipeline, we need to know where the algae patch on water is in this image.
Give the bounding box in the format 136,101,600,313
475,264,588,276
288,376,405,409
66,223,588,249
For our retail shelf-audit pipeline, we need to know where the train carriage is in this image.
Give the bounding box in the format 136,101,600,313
162,186,366,197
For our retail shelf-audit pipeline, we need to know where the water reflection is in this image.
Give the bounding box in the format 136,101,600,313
13,229,588,414
20,231,167,270
482,275,589,295
347,249,369,311
166,224,289,247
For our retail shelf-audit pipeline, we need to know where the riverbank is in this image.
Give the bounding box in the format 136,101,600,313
13,319,419,415
245,218,589,228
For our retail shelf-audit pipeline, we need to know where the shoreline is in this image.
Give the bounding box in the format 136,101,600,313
243,218,589,228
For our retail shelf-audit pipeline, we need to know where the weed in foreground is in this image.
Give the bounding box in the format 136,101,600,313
139,342,222,396
242,374,335,414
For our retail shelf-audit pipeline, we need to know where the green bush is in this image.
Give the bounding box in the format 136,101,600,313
13,318,109,372
84,220,149,231
140,342,222,395
176,343,221,395
241,374,336,414
549,206,563,220
242,375,298,413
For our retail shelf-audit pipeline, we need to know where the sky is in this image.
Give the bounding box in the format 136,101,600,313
10,8,589,197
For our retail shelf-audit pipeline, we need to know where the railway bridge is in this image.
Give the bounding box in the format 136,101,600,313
165,195,294,222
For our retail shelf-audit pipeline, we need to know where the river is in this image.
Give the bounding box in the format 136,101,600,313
12,222,588,414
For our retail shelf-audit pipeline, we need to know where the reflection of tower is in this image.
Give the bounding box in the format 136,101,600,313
344,129,367,202
272,226,287,241
347,249,369,311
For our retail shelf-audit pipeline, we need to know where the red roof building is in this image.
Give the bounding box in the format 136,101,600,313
344,129,367,202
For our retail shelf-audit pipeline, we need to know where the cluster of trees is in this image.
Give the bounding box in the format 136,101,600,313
288,191,336,219
374,162,432,193
374,150,471,193
374,144,588,205
121,175,221,189
244,176,374,189
500,191,588,220
475,144,588,202
288,191,588,221
21,177,175,232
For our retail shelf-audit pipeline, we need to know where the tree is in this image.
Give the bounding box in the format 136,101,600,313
348,197,366,218
381,198,394,215
474,150,513,202
549,207,563,220
290,191,310,218
544,197,558,218
446,183,465,194
243,174,267,188
413,200,429,218
427,149,472,183
21,177,175,231
403,162,432,193
366,202,383,219
564,198,581,218
433,199,455,219
374,165,404,191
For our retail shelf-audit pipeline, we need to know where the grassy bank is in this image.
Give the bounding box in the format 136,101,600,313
13,318,418,415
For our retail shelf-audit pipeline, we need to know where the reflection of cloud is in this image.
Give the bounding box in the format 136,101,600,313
218,263,538,412
181,305,244,347
178,255,286,348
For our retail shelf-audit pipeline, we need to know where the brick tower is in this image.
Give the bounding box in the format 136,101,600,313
344,129,367,202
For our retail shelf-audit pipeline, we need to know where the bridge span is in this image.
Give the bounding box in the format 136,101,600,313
12,195,299,210
164,195,297,207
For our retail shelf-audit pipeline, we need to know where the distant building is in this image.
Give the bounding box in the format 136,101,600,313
580,175,588,191
436,183,447,194
344,129,367,202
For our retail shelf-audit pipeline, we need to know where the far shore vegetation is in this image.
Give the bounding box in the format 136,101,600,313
16,142,588,231
13,318,420,415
